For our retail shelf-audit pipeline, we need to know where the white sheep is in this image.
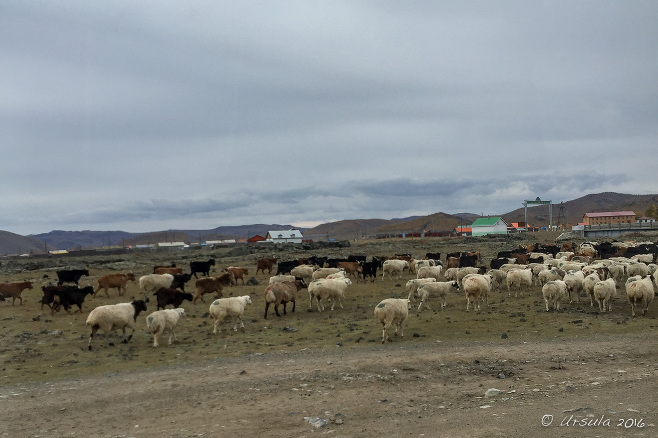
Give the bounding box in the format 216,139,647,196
209,295,252,333
290,264,317,285
415,280,459,311
311,267,344,280
630,254,653,264
463,273,492,311
563,270,585,303
308,277,352,311
538,268,566,287
506,269,533,297
593,278,617,312
146,308,185,347
381,259,409,280
416,265,443,281
542,280,568,312
268,275,296,285
487,269,507,292
86,300,148,350
139,273,174,294
625,275,655,317
373,298,411,344
457,267,481,289
443,267,459,282
582,272,602,307
626,262,649,278
406,278,436,301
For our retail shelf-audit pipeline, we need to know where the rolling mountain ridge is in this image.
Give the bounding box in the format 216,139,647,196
1,192,655,254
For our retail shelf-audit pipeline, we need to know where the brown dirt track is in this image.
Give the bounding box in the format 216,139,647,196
1,232,657,437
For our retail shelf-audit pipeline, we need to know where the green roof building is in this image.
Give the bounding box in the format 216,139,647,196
470,217,508,236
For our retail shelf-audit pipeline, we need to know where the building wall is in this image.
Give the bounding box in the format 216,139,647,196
471,222,508,236
582,214,636,225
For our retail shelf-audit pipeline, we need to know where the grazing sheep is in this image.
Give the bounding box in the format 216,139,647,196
290,264,317,286
311,267,343,280
542,280,569,311
538,268,566,287
95,272,136,298
209,295,252,333
406,278,437,301
269,275,297,284
457,266,483,289
582,272,602,307
146,308,185,347
506,269,533,297
463,274,493,311
193,272,234,304
563,270,585,303
308,277,352,311
626,262,649,278
153,287,194,310
326,271,348,279
86,300,148,350
264,278,306,318
381,259,409,280
374,298,411,344
415,280,459,311
139,274,175,295
487,269,507,292
593,278,617,312
0,281,33,305
625,275,655,317
416,265,444,281
443,267,459,282
605,263,626,287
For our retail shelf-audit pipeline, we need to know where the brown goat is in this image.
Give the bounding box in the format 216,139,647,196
95,272,136,298
225,266,249,285
0,281,33,305
153,267,183,275
193,272,234,304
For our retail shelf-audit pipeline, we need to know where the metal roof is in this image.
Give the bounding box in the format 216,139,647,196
266,230,303,239
471,217,507,227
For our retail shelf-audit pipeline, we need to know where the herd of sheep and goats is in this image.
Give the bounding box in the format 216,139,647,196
0,239,655,348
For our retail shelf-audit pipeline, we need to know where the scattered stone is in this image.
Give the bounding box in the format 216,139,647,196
497,373,505,379
238,370,246,375
282,326,297,332
304,416,328,428
485,388,504,397
501,333,508,339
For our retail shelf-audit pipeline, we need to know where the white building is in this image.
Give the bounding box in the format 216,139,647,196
470,217,508,236
265,229,303,244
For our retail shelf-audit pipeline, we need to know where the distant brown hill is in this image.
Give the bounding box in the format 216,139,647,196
0,231,47,256
305,192,658,239
502,192,658,228
3,192,657,253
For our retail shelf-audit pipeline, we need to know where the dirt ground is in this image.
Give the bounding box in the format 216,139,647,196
2,333,656,437
1,232,657,437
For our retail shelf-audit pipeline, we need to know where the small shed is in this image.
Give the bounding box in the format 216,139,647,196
266,229,303,244
247,235,267,243
470,217,508,236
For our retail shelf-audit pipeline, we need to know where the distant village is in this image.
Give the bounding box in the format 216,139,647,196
44,210,658,256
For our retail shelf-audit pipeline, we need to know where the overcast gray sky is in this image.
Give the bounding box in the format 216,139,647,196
2,1,657,235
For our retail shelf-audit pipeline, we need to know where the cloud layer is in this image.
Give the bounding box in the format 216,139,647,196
2,1,657,234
